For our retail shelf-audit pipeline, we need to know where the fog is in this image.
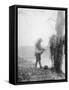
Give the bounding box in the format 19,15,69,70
18,8,57,47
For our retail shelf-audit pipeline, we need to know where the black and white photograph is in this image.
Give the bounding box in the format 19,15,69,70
17,7,67,83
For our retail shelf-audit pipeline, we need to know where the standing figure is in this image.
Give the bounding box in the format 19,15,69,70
49,35,57,68
54,36,65,73
49,35,64,73
35,38,45,68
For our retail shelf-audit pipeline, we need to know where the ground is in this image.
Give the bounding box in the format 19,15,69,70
18,57,65,82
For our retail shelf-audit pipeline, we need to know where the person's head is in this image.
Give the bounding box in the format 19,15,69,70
38,38,43,43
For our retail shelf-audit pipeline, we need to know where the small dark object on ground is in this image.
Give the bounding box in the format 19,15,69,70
44,65,48,69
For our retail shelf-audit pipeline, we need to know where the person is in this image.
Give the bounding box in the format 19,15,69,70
54,36,64,73
49,35,64,73
49,35,57,68
35,38,45,68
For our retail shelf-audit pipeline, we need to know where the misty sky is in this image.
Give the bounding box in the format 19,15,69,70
18,8,58,47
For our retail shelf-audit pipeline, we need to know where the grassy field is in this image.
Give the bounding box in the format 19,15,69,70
18,57,65,82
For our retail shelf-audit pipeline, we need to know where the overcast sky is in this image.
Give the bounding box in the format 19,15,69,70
18,8,58,47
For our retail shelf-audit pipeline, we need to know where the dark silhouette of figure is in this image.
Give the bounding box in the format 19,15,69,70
50,35,65,73
54,37,64,73
35,38,45,68
49,35,57,68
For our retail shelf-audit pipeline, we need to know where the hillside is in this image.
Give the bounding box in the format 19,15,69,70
18,57,65,82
